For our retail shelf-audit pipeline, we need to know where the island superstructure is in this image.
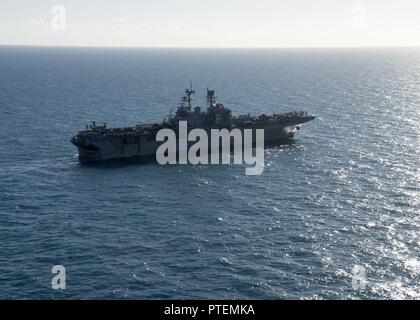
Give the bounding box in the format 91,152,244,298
71,86,315,163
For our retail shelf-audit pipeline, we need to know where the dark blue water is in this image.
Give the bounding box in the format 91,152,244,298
0,47,419,299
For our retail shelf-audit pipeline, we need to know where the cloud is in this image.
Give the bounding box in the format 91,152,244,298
113,18,127,23
19,19,49,28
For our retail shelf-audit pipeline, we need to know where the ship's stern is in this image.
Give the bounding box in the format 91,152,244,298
71,136,102,164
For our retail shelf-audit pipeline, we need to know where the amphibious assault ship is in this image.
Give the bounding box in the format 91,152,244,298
71,86,315,163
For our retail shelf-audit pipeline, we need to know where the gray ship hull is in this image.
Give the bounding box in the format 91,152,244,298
75,123,302,164
71,87,315,164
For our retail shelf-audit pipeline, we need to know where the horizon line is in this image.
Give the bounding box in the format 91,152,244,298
1,44,420,50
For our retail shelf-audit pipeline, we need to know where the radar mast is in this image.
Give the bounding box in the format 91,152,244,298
185,81,195,109
206,88,217,107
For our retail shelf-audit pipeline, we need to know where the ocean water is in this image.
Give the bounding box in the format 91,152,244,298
0,47,419,300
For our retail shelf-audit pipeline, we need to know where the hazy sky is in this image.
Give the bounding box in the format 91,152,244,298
1,0,420,47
